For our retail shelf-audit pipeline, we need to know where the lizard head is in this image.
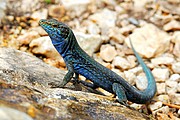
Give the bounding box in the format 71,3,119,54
39,19,70,43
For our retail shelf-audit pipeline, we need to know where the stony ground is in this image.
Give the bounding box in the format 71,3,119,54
0,0,180,119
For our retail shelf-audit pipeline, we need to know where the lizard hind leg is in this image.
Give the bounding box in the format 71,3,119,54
112,83,128,106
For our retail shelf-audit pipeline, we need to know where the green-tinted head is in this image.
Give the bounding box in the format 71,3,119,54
39,19,70,42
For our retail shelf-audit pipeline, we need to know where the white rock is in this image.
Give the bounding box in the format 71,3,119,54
166,80,178,88
152,68,169,82
169,74,180,81
178,109,180,115
31,8,48,21
172,62,180,74
136,75,147,90
100,44,117,62
29,36,61,59
128,67,143,75
119,24,136,35
124,71,136,85
166,80,178,95
89,8,117,35
16,31,40,46
125,23,171,58
113,56,131,70
0,0,6,20
0,107,33,120
108,27,125,44
85,21,100,35
156,83,166,95
126,55,136,68
133,0,149,11
172,32,180,58
166,87,178,95
75,32,102,56
129,103,142,110
170,94,180,104
156,95,169,103
149,101,163,111
151,54,175,65
61,0,91,18
152,106,169,116
163,20,180,31
178,83,180,92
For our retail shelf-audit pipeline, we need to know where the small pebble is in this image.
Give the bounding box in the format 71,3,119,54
100,44,117,62
156,83,166,95
152,106,169,116
149,101,163,111
172,62,180,74
136,75,147,90
113,56,131,70
152,68,169,82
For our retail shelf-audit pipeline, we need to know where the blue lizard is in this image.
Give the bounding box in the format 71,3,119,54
39,19,157,105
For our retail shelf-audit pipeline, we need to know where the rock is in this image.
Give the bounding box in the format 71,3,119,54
156,83,166,95
0,107,33,120
7,0,41,16
169,94,180,104
136,75,147,90
166,80,178,95
0,47,65,87
0,48,150,120
119,24,136,35
151,54,175,65
84,21,100,35
61,0,91,18
152,68,169,82
163,20,180,31
29,36,61,59
126,55,137,68
75,32,102,56
100,44,117,62
108,27,125,43
178,83,180,92
31,8,48,21
0,0,6,20
172,32,180,58
89,8,117,36
15,31,40,48
172,62,180,74
30,26,47,36
124,70,136,85
152,106,169,116
128,67,143,75
156,95,170,103
113,56,131,70
169,74,180,81
48,5,65,18
29,36,66,67
149,101,163,111
125,23,171,58
166,80,178,88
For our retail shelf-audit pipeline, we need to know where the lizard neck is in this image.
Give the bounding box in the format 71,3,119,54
52,31,79,58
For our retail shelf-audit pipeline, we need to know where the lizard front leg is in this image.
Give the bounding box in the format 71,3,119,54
49,61,75,88
112,83,128,106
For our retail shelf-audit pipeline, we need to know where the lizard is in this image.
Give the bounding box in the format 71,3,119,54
39,19,157,105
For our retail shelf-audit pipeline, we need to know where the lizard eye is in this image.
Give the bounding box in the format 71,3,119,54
52,24,58,27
